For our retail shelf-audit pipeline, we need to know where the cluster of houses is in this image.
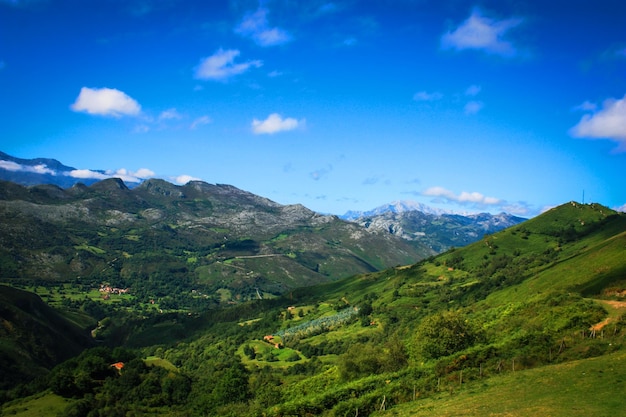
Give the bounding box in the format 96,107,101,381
99,284,129,300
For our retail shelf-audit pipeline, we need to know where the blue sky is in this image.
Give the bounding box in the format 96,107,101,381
1,0,625,216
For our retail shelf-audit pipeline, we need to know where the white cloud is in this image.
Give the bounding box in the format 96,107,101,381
570,94,626,149
31,164,56,175
69,169,109,180
194,48,262,81
252,113,303,134
0,160,22,171
615,203,626,213
173,174,201,185
464,100,484,115
0,159,155,184
423,186,502,206
0,160,56,175
190,115,212,130
69,167,154,183
441,10,522,57
70,87,141,117
413,91,443,102
132,168,156,178
106,168,154,183
235,7,292,47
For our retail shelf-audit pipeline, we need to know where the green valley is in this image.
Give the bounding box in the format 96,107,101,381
1,193,625,416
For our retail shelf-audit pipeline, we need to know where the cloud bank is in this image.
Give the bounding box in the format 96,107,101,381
441,10,522,57
1,158,207,187
195,49,262,81
0,160,56,175
70,87,141,117
0,158,155,184
252,113,303,134
70,168,155,183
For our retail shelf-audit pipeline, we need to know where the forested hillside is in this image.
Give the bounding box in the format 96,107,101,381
0,286,94,390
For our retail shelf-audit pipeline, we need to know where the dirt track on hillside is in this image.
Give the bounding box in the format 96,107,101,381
590,300,626,331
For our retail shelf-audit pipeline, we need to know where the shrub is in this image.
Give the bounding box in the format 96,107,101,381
416,310,479,359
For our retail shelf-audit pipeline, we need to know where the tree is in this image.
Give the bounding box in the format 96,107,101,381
243,344,256,359
250,372,283,408
416,310,478,359
338,343,384,380
382,334,408,372
212,361,251,406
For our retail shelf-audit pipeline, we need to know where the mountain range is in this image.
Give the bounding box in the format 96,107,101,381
0,178,430,302
344,205,526,252
0,151,525,255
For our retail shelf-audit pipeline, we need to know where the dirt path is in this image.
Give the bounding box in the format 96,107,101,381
590,300,626,331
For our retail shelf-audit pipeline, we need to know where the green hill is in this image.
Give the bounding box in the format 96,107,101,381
1,201,625,416
0,285,94,390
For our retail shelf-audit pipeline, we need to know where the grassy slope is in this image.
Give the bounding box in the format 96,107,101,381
266,203,626,416
1,391,70,417
0,286,94,389
379,349,626,417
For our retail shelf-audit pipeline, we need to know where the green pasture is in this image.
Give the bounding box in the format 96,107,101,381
239,340,304,368
377,349,626,417
144,356,178,371
73,243,106,254
1,391,70,417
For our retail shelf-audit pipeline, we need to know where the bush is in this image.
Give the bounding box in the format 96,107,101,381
416,310,479,359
